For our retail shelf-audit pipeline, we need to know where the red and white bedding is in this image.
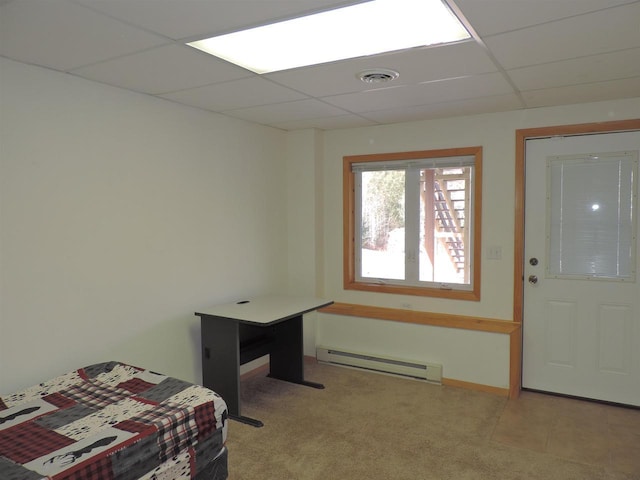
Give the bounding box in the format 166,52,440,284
0,361,228,480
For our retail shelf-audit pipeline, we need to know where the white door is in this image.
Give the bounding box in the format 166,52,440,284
523,131,640,406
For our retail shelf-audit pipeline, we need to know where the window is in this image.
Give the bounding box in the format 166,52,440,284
343,147,482,300
547,151,638,281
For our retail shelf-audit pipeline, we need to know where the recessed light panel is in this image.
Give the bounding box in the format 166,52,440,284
187,0,470,74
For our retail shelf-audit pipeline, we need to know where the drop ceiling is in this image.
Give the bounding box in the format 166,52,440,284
1,0,639,131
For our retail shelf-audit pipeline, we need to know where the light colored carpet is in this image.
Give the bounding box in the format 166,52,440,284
224,361,639,480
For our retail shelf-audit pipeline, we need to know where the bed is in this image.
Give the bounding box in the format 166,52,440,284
0,361,228,480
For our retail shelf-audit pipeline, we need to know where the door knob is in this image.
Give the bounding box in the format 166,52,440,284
528,275,538,285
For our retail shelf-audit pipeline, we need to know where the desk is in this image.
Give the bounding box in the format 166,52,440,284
196,295,332,427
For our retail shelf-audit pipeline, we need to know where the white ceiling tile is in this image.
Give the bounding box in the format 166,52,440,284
1,0,638,131
507,48,640,91
272,114,377,130
72,0,364,40
322,73,515,113
484,2,640,69
71,44,252,95
455,0,635,37
225,99,350,125
360,93,524,124
0,0,168,71
266,41,497,97
161,77,308,111
522,77,640,108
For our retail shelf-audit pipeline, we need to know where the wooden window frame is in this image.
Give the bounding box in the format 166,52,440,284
343,146,482,300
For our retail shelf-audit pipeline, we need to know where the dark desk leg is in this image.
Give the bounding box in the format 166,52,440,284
229,414,263,428
201,316,264,427
269,315,325,390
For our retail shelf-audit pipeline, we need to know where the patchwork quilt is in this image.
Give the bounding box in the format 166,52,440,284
0,362,228,480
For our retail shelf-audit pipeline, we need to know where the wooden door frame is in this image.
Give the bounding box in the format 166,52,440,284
513,118,640,397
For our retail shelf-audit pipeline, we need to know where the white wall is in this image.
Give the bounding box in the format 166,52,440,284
318,98,640,388
2,54,638,394
0,58,288,393
285,129,325,355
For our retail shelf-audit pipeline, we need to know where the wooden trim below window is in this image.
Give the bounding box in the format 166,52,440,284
319,302,517,334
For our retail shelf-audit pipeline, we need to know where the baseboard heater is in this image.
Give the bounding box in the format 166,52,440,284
316,346,442,384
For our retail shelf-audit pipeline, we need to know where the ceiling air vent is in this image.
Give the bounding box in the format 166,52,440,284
357,68,400,84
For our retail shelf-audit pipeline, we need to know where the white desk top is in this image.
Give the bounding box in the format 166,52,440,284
195,295,333,325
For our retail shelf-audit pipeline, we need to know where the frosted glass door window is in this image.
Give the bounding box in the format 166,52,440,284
546,151,638,281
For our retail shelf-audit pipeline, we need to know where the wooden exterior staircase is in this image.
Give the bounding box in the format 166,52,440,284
421,168,470,282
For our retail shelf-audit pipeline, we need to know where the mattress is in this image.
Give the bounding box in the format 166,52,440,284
0,361,228,480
